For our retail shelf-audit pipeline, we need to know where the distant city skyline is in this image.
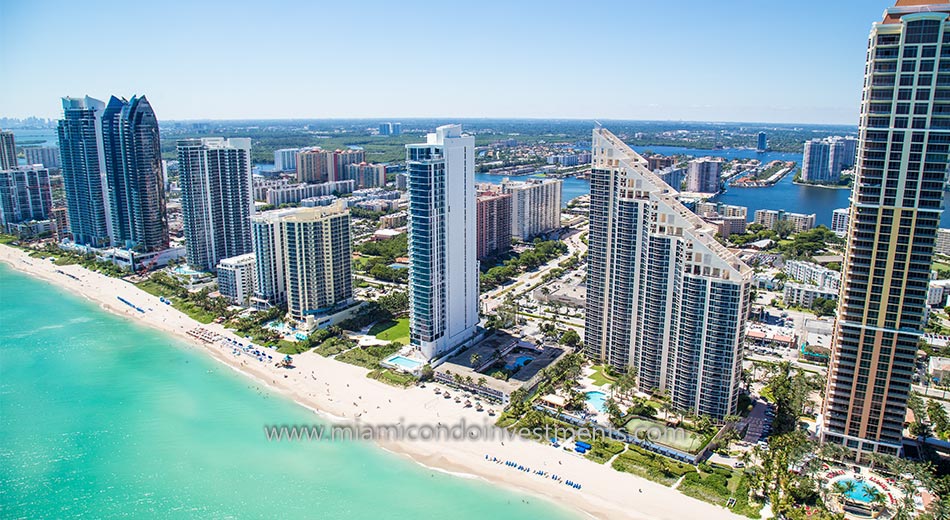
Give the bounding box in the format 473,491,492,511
1,1,890,124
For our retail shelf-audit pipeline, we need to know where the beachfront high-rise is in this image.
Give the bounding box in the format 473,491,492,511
251,208,296,307
757,131,767,152
101,96,169,252
406,124,479,360
280,202,353,328
0,130,16,169
217,253,257,306
0,166,53,231
820,1,950,457
177,137,253,272
585,127,753,419
58,96,111,248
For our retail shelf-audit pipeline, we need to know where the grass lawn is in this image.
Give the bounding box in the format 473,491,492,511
588,364,615,387
585,438,627,464
312,337,355,358
135,280,216,324
368,368,417,388
611,445,695,485
369,318,409,345
624,417,707,454
678,464,762,519
336,342,402,369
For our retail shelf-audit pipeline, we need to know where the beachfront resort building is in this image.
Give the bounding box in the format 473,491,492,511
686,158,722,193
217,253,256,306
250,203,353,328
58,96,112,248
585,127,753,419
100,95,169,253
280,203,353,328
476,191,512,260
0,166,53,232
250,208,296,307
499,177,562,241
177,137,253,272
58,95,169,252
0,130,15,170
821,1,950,458
407,124,480,360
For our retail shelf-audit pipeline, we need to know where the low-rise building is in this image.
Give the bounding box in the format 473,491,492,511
784,260,841,292
754,209,816,233
265,179,354,207
379,211,407,228
929,356,950,383
783,281,838,308
929,279,950,308
217,253,256,306
831,208,850,237
936,228,950,256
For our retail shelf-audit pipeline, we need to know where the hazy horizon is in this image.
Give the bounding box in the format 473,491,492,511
1,1,892,125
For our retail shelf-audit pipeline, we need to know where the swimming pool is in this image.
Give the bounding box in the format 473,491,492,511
840,479,875,503
586,391,607,413
386,355,423,371
505,356,533,371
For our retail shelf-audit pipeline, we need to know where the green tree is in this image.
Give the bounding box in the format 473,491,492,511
774,220,796,240
560,329,581,348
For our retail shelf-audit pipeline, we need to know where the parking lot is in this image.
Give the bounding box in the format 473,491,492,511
740,400,775,445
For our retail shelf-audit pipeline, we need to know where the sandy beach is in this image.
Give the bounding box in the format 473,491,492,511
0,245,745,520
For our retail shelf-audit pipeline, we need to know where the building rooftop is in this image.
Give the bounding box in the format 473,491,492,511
593,127,753,279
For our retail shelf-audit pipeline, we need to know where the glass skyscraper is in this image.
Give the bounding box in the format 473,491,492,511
177,138,254,272
58,96,111,248
821,1,950,457
406,125,479,360
585,127,753,419
101,95,168,252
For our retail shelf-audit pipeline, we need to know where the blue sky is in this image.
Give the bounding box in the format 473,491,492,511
1,0,890,124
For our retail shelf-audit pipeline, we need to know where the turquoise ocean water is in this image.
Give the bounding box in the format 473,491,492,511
0,264,575,519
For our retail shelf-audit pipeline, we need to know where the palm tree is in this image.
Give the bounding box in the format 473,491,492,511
470,353,481,368
830,481,848,497
843,480,857,496
476,376,487,388
452,373,463,387
867,488,886,511
465,375,474,387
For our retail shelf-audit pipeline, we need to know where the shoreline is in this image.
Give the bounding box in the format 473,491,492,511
0,245,744,520
791,180,851,190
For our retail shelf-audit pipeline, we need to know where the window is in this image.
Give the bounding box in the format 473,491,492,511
907,19,939,44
